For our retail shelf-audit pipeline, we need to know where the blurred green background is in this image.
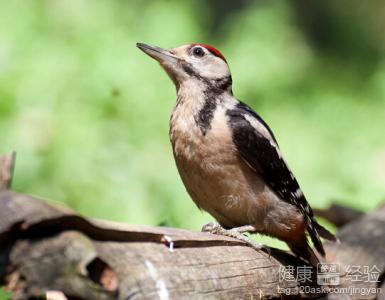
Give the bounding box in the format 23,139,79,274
1,0,385,246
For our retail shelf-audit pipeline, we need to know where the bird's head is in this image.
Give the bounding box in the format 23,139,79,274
137,43,231,91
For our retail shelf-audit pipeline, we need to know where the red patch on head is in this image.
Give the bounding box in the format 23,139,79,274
194,44,226,62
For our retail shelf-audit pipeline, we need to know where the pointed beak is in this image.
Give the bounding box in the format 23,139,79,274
136,43,178,65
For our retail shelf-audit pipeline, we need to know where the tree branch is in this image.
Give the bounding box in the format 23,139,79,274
0,152,16,191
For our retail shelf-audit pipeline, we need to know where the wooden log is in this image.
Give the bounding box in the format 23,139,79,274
314,204,364,228
0,191,384,299
324,204,385,300
0,154,384,299
0,191,322,299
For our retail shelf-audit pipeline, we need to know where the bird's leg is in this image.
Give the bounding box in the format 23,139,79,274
232,224,258,233
201,222,268,253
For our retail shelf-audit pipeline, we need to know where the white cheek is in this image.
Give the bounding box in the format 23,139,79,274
199,58,230,79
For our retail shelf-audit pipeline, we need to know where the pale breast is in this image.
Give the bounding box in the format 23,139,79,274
170,104,274,228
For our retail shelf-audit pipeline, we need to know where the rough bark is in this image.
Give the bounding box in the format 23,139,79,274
0,154,384,300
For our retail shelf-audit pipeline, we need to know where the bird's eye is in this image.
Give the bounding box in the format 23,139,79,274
192,47,205,57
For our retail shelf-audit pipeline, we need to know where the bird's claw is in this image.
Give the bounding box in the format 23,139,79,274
201,222,270,254
201,222,222,233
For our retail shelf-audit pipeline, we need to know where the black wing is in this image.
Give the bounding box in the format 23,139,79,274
227,102,312,216
227,102,335,254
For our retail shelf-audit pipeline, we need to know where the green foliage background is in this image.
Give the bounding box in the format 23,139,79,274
0,287,11,300
1,0,385,248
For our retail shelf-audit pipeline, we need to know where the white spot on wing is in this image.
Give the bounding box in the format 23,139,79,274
244,113,276,143
294,188,303,198
145,260,169,300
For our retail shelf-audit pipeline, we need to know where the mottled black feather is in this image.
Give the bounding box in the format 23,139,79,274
183,63,232,134
235,102,278,145
226,103,334,256
194,99,216,135
214,76,232,92
227,106,307,211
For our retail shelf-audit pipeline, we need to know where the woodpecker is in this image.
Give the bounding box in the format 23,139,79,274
137,42,336,265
